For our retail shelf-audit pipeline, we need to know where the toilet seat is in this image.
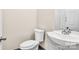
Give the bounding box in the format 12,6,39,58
20,40,39,49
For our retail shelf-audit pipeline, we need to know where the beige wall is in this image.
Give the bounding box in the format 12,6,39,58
37,9,55,31
37,9,55,48
1,9,55,50
3,9,37,50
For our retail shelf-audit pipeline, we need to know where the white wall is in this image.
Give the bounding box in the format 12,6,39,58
54,9,65,30
54,9,79,31
65,10,79,31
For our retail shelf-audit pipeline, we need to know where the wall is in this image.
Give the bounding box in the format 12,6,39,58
0,10,3,36
37,9,55,48
37,9,55,31
1,9,55,50
3,9,37,50
0,10,3,50
54,9,79,31
65,10,79,31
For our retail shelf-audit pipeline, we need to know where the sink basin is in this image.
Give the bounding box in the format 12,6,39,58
47,30,79,46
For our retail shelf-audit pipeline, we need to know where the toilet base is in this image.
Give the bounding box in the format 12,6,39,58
20,44,39,50
15,45,45,50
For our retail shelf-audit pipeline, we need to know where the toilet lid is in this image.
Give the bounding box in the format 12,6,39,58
20,40,39,48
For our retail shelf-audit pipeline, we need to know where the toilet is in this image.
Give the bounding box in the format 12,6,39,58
19,29,45,50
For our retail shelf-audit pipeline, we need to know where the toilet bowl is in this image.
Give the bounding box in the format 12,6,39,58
20,29,45,50
20,40,39,50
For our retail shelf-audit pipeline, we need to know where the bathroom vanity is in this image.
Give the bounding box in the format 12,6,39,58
47,30,79,50
40,30,79,50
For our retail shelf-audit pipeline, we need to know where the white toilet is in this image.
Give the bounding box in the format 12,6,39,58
19,29,45,50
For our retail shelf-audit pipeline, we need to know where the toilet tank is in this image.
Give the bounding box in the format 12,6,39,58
34,29,45,42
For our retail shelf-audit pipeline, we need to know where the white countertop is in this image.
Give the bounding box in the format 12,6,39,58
47,30,79,43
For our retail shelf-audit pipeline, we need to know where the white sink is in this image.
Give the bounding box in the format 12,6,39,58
47,30,79,46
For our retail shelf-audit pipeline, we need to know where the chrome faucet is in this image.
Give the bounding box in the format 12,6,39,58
62,27,71,35
62,12,71,35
